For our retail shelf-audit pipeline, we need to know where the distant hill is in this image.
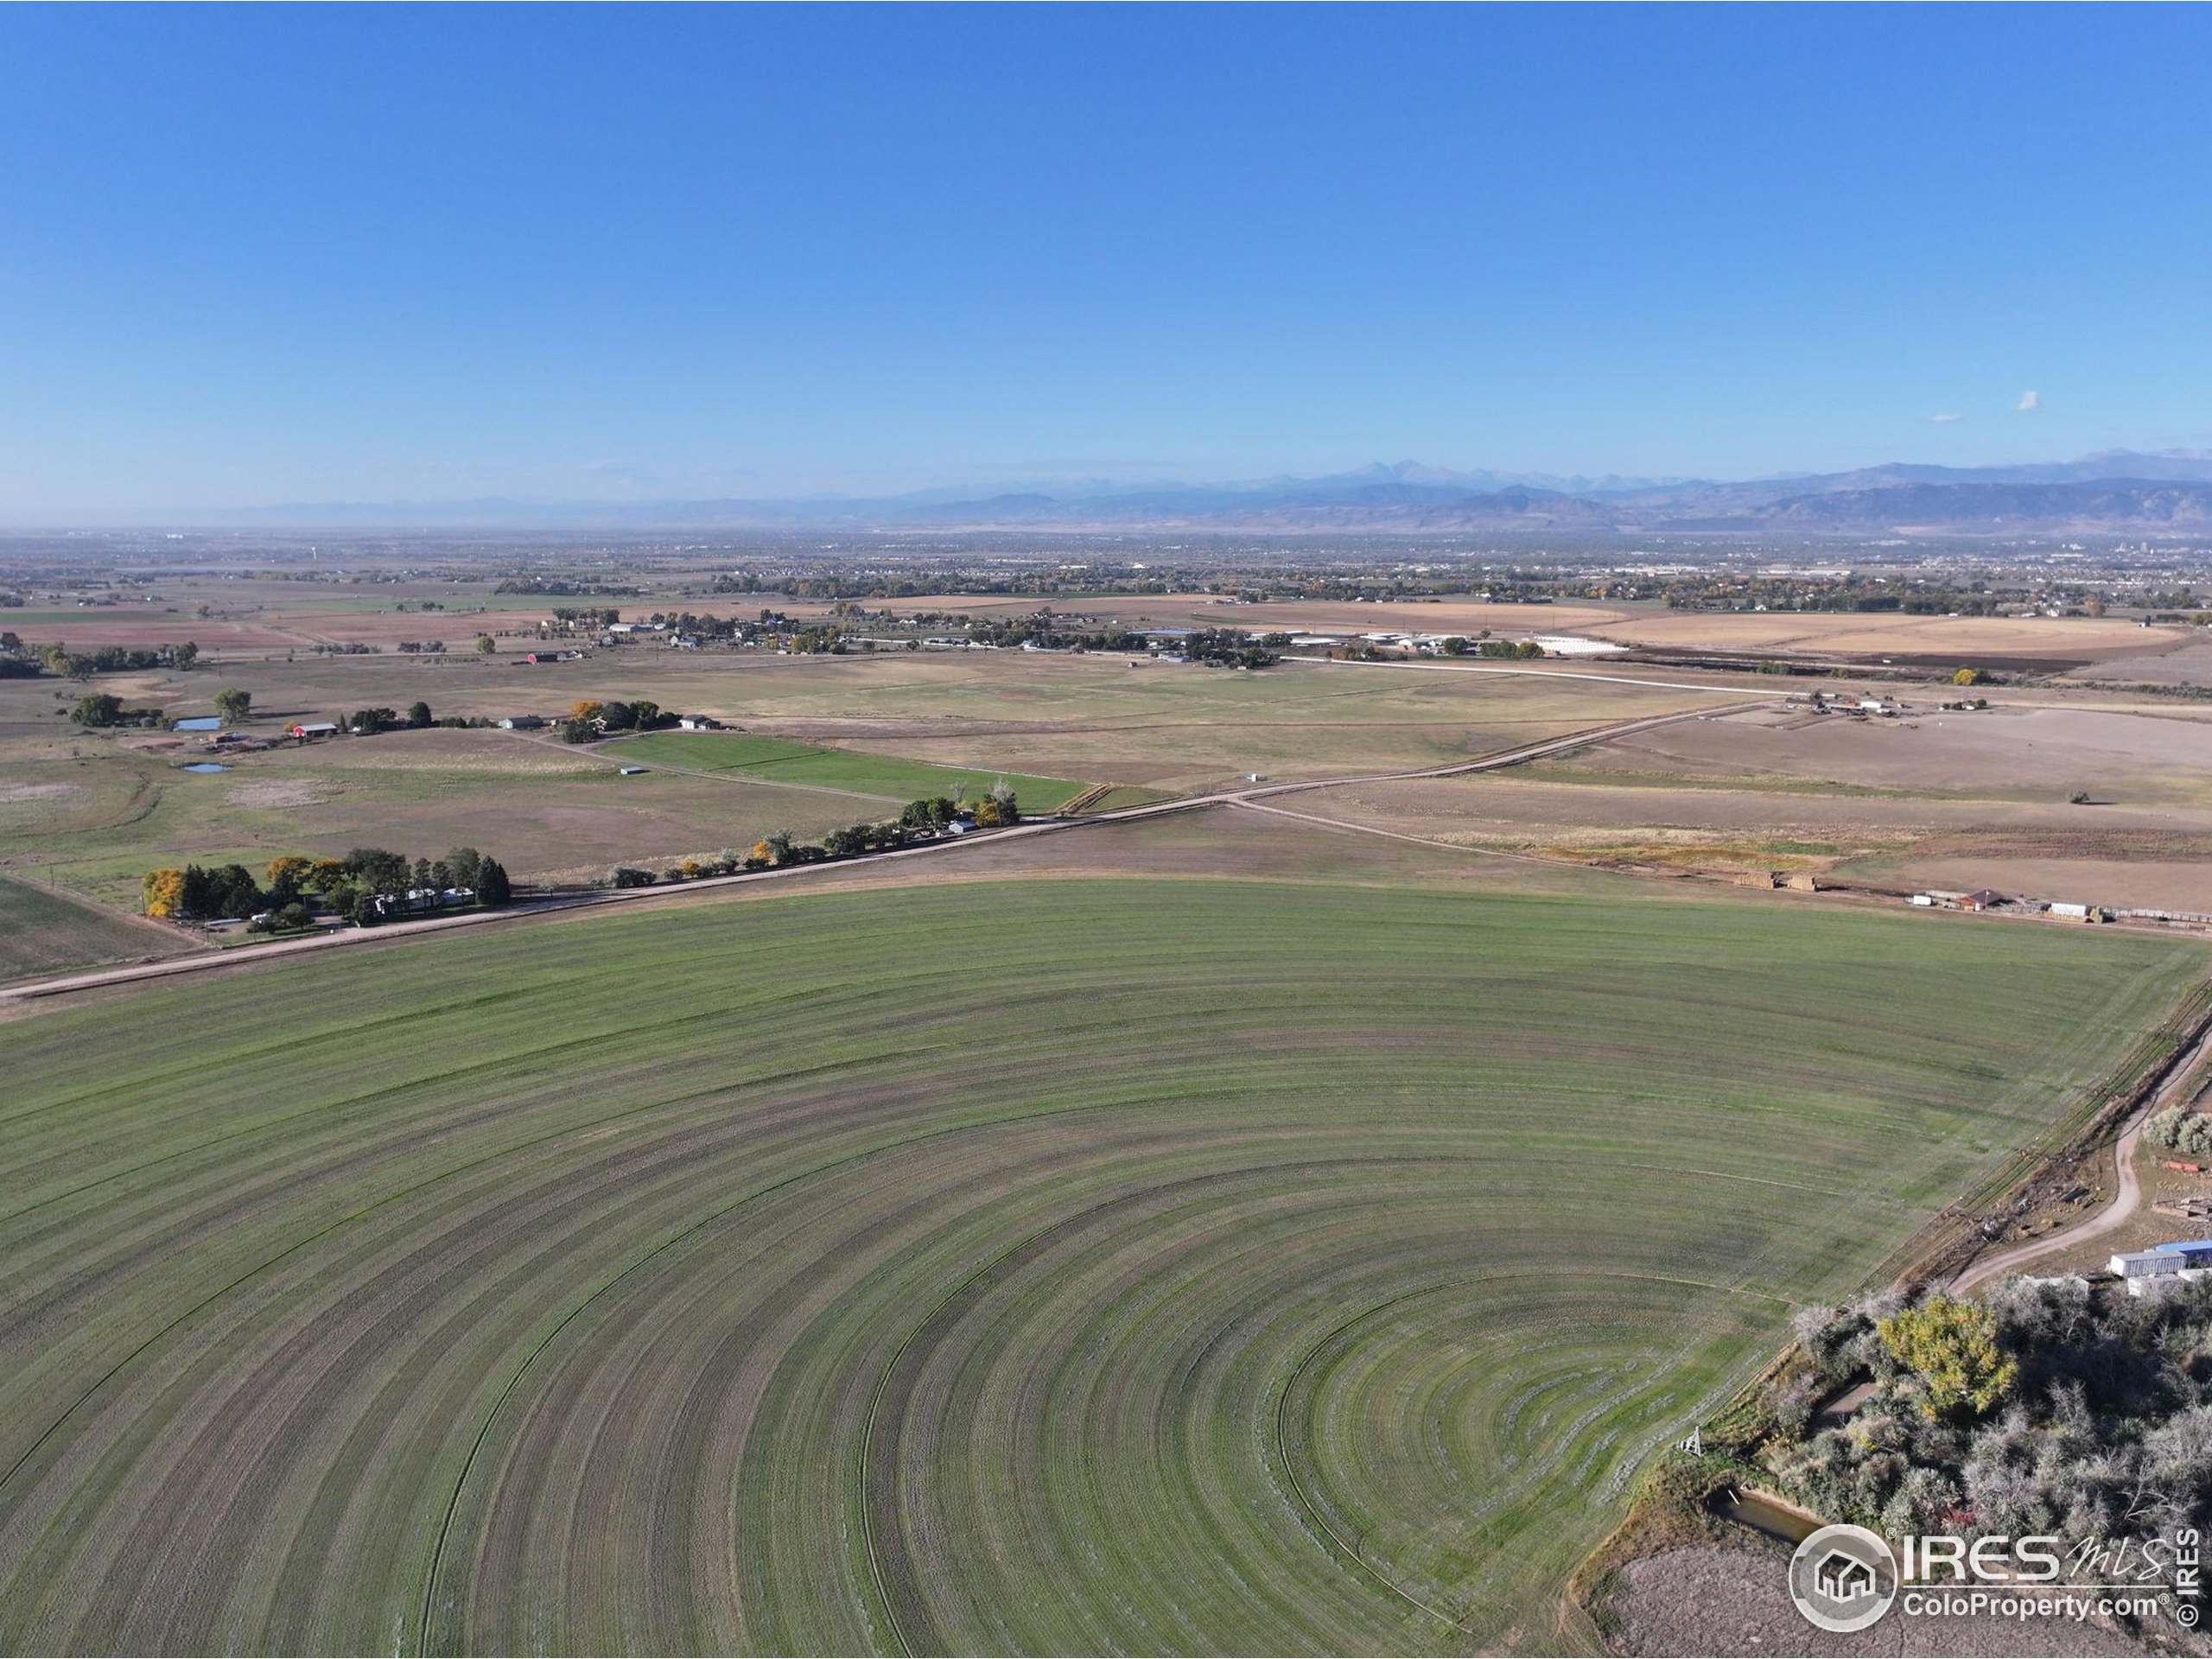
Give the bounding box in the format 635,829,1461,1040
220,450,2212,536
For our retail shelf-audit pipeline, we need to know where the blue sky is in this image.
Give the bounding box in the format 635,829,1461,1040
3,3,2209,517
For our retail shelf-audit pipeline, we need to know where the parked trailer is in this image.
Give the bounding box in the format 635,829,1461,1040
2164,1160,2205,1174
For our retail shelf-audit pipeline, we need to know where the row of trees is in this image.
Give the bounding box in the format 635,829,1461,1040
143,845,512,926
69,692,167,728
27,640,200,679
607,789,1020,888
558,698,677,742
1440,637,1547,658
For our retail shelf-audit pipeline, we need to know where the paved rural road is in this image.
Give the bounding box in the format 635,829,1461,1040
0,700,1770,1005
1955,1017,2212,1293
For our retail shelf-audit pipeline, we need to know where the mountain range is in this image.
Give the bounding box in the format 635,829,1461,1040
238,452,2212,537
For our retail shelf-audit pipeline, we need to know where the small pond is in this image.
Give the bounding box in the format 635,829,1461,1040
181,762,229,772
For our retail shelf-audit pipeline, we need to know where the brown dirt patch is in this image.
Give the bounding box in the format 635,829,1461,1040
1597,613,2182,661
1608,1545,2152,1656
226,780,331,809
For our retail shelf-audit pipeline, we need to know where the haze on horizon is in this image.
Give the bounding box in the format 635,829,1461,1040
3,3,2209,522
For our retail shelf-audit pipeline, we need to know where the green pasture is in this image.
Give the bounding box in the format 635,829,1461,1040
0,874,2198,1654
607,729,1091,810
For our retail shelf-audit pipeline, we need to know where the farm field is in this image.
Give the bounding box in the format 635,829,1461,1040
1581,608,2183,661
0,730,869,904
0,653,1751,921
605,729,1090,810
1262,698,2212,909
597,654,1748,792
0,868,2199,1654
0,874,194,982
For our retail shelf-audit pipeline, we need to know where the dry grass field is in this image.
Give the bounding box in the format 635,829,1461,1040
0,652,1748,921
0,728,875,903
1587,609,2183,660
1283,698,2212,911
1,842,2198,1655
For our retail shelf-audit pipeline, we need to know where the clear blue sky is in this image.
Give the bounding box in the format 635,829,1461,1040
3,3,2209,518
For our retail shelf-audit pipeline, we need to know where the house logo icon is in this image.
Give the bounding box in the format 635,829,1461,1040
1788,1523,1898,1633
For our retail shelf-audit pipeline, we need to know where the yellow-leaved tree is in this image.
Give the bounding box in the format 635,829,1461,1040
143,868,186,918
1878,1295,2017,1419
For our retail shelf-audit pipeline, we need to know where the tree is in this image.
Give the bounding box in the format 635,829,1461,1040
172,641,199,671
443,847,484,891
2147,1108,2212,1160
70,691,124,727
764,830,796,866
213,687,252,724
342,847,410,893
475,634,497,655
178,864,214,918
474,857,512,907
900,796,958,830
570,700,605,727
348,707,398,734
1952,667,1985,686
406,700,433,728
611,867,656,888
1878,1295,2018,1419
143,867,186,918
266,855,314,889
265,855,314,906
207,863,264,918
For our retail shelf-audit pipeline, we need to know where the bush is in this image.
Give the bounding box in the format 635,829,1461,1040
2147,1108,2212,1159
611,867,656,888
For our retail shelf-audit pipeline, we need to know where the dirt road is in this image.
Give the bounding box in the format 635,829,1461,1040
1955,1018,2212,1292
0,702,1768,1006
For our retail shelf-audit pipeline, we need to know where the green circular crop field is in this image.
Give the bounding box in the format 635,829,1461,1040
0,877,2196,1654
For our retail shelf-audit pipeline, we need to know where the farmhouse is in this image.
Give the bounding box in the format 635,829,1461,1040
2109,1240,2212,1295
498,715,546,730
288,721,340,741
1960,888,2007,912
677,715,723,730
